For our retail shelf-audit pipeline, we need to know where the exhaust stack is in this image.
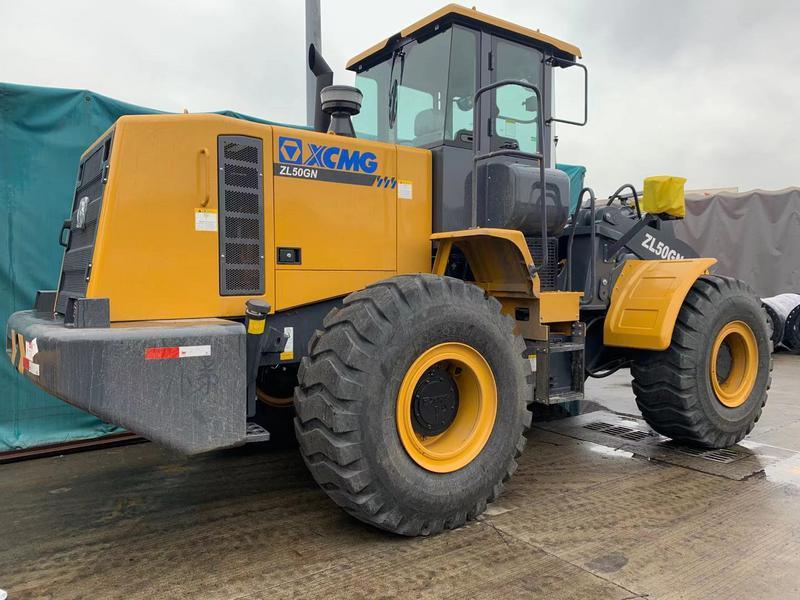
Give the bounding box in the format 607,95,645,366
308,44,333,133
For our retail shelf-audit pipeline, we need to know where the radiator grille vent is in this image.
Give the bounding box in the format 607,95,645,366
224,163,259,188
224,143,259,163
55,135,112,314
224,190,260,214
218,136,264,296
528,237,559,291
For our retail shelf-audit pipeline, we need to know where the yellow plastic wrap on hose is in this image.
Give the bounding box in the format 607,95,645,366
641,175,687,218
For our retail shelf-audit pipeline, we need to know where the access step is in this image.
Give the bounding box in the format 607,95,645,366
245,421,271,443
549,391,584,403
540,341,585,353
529,322,586,406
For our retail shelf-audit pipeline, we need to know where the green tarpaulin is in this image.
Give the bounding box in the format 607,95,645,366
1,82,587,451
0,84,162,450
555,163,587,212
0,83,296,451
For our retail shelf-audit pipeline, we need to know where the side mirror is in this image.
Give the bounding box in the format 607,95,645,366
523,95,538,112
456,96,474,111
547,56,588,127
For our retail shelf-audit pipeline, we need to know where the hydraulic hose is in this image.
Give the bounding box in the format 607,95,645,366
606,183,642,219
566,187,596,301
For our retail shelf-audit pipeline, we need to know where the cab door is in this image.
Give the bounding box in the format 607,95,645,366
487,36,548,159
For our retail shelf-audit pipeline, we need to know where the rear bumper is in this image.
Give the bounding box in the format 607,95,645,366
6,311,247,454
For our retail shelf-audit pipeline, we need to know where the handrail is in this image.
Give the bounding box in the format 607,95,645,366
566,187,597,302
471,78,547,274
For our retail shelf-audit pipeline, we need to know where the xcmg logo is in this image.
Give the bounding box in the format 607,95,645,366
278,136,378,174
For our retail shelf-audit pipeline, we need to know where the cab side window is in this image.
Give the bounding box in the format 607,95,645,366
493,40,543,154
353,60,391,141
392,29,452,147
352,73,379,140
445,26,479,144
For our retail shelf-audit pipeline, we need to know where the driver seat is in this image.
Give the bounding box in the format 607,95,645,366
413,108,445,147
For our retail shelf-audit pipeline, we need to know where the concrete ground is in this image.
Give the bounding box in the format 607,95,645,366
1,354,798,600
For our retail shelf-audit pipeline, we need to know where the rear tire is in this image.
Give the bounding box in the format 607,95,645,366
294,274,532,536
631,275,772,448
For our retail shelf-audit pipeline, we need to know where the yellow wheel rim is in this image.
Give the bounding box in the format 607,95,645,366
396,342,497,473
710,321,758,408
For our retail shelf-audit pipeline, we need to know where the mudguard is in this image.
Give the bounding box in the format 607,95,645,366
431,228,582,325
604,258,717,350
431,228,537,294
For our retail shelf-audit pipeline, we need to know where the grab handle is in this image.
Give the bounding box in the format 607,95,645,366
59,219,72,247
198,148,211,207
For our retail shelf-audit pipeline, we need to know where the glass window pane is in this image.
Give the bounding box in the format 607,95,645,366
494,40,543,153
445,26,478,143
353,74,379,139
393,28,452,147
353,60,390,141
396,86,434,143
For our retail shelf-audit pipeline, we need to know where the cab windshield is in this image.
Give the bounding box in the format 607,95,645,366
352,26,478,148
352,25,543,155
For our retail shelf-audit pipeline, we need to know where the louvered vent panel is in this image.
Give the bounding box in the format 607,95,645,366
218,136,265,296
55,135,113,314
528,237,559,292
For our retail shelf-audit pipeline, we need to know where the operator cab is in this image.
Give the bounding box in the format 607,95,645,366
346,4,586,244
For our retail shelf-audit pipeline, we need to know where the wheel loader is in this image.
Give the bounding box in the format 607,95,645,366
5,4,772,536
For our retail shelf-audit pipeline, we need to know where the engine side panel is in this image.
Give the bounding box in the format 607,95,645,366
82,115,431,321
270,126,432,310
88,114,276,321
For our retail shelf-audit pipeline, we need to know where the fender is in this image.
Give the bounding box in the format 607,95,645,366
431,228,537,294
604,258,717,350
430,228,582,327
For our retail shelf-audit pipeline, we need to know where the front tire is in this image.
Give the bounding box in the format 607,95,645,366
632,275,772,448
294,274,532,536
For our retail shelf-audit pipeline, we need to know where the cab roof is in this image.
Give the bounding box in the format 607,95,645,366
346,4,582,72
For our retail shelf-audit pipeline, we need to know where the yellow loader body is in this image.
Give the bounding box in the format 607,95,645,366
85,114,431,322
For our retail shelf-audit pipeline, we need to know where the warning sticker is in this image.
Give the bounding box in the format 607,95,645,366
179,345,212,358
280,326,294,361
397,180,413,200
194,208,218,232
25,338,38,360
145,345,212,360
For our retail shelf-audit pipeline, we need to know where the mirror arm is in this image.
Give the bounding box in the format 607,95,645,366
545,56,588,127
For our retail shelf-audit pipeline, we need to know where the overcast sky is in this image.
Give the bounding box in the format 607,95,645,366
2,0,799,193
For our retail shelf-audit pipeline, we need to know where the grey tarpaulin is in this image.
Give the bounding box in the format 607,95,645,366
670,189,800,297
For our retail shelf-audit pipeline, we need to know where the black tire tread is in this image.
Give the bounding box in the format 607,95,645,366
631,275,772,448
294,274,532,536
